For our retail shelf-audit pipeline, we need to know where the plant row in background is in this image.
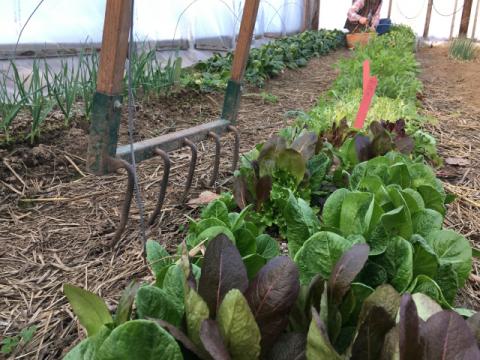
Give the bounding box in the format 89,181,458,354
0,48,181,143
61,26,479,359
182,29,345,91
0,29,344,144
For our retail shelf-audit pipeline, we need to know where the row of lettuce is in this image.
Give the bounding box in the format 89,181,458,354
63,26,479,359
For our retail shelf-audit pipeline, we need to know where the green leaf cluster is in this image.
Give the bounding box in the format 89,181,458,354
184,29,345,91
290,154,471,306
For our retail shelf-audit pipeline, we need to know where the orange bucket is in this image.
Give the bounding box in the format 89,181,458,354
346,32,376,49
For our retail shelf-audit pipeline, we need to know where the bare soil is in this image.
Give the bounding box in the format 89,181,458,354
418,46,480,310
0,50,346,359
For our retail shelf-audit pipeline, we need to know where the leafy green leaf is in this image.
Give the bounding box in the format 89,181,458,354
163,265,186,311
412,208,443,237
63,284,113,337
218,289,261,360
146,240,173,286
388,162,411,188
64,325,112,360
306,308,342,360
294,231,364,285
195,218,229,235
376,236,413,292
433,263,458,305
411,234,439,279
234,228,257,257
356,261,388,288
202,200,230,224
339,192,376,236
96,320,182,360
185,288,210,349
276,149,306,185
425,229,472,288
380,205,412,239
308,152,331,191
339,283,374,327
195,226,235,248
417,185,445,216
114,281,140,326
256,234,279,259
231,205,254,231
322,188,350,229
243,254,266,280
284,192,321,257
407,275,449,307
135,285,183,326
411,293,442,321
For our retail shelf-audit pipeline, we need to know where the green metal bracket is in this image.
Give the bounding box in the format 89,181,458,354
86,92,123,175
221,79,242,124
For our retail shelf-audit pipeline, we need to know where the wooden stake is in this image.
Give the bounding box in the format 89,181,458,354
387,0,393,19
87,0,132,174
222,0,260,123
302,0,311,31
423,0,434,39
230,0,261,81
450,0,460,39
96,0,132,94
460,0,474,36
471,0,480,39
311,0,320,30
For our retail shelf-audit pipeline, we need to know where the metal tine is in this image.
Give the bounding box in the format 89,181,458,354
148,148,171,226
107,157,135,246
208,131,221,187
227,125,240,172
181,138,198,204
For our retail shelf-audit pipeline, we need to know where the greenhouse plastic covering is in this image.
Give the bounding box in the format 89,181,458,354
0,0,304,48
0,0,479,50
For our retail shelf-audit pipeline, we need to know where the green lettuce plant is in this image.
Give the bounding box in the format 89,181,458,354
285,153,471,307
63,234,300,360
184,199,280,279
233,131,331,237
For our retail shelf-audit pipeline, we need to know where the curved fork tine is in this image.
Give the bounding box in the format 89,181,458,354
227,125,240,172
208,131,221,187
148,148,171,226
182,138,197,204
107,157,135,247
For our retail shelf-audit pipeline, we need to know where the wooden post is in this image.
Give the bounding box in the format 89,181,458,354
387,0,393,19
303,0,311,31
230,0,260,81
471,0,480,39
87,0,132,174
423,0,433,39
460,0,474,36
311,0,320,30
222,0,260,123
450,0,460,39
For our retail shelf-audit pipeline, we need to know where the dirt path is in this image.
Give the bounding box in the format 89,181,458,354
0,50,346,359
418,46,480,310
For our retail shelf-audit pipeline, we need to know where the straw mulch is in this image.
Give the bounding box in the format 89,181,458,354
0,51,345,359
418,46,480,310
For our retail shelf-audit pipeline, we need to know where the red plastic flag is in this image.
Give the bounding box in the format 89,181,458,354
354,60,378,129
